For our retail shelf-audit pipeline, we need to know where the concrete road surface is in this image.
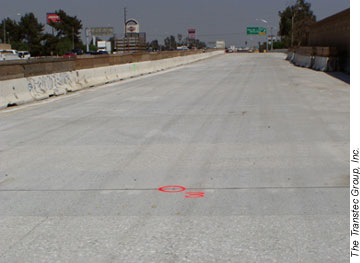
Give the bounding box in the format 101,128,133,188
0,53,349,262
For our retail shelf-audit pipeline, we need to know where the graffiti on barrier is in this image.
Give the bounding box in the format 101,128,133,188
27,73,73,99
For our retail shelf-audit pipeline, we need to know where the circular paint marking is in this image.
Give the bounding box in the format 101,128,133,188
158,185,186,193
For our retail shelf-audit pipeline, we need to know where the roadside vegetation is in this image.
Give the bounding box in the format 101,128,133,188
278,0,316,48
0,10,83,56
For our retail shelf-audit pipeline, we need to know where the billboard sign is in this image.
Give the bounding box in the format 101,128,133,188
215,40,225,49
125,19,139,33
90,27,114,36
246,27,267,35
188,28,196,40
47,13,60,24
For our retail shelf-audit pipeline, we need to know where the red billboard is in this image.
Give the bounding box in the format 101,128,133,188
188,28,196,40
47,13,60,24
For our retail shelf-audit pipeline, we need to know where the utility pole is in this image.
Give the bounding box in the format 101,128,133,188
3,18,6,44
72,27,75,50
291,15,294,47
124,7,128,53
265,27,268,51
124,7,127,37
271,27,274,50
85,28,90,53
113,33,116,53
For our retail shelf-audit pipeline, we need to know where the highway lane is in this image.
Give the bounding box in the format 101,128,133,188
0,53,349,262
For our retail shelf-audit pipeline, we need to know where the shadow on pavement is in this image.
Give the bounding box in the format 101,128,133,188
326,72,350,84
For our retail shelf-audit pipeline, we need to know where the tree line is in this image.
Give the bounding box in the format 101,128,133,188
278,0,316,48
0,10,207,56
0,10,83,56
147,35,206,51
0,1,315,55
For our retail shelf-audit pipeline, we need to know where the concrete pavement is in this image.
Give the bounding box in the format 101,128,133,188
0,53,349,262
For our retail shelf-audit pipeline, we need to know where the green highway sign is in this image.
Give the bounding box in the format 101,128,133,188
246,27,267,35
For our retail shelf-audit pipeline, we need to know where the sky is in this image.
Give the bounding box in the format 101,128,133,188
2,0,350,47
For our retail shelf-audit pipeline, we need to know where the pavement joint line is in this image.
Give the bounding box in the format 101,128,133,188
0,185,349,192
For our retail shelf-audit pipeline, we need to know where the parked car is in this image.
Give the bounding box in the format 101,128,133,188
18,51,31,59
85,51,97,55
97,50,108,55
63,52,77,58
72,49,84,55
85,51,108,55
0,49,21,61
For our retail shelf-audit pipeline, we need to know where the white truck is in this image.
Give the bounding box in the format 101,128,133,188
97,41,112,54
18,51,31,59
0,49,21,61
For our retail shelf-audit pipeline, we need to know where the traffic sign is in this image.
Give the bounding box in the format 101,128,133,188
247,27,267,35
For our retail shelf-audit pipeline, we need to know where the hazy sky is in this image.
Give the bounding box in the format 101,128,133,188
2,0,350,46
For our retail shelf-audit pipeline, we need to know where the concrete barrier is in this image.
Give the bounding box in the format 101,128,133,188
0,50,216,81
0,78,32,109
286,52,294,61
311,56,338,71
293,54,313,68
287,46,345,72
286,52,339,72
0,51,223,109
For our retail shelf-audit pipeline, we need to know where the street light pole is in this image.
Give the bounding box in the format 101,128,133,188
271,27,273,51
291,15,294,47
3,14,21,45
3,18,6,44
256,18,269,51
124,7,127,36
72,27,74,50
85,28,88,52
266,26,268,51
291,7,302,47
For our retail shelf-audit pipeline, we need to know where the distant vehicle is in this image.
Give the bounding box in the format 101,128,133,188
97,41,112,54
237,48,251,53
0,49,17,55
72,49,83,55
0,49,21,61
18,51,31,59
85,51,98,55
176,46,188,51
63,52,77,58
85,50,108,55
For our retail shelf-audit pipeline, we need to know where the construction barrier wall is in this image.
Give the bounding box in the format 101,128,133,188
308,8,349,58
0,50,216,81
0,50,224,109
293,8,350,73
286,49,338,72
